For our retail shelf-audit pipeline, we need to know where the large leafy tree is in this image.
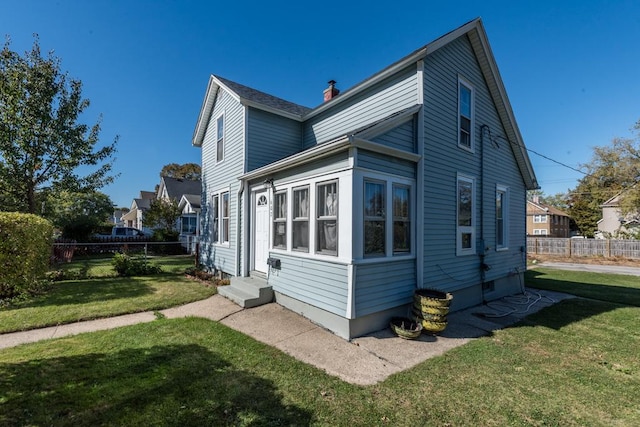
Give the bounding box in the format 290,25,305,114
42,190,114,240
0,36,117,213
144,198,181,234
567,120,640,237
160,163,200,180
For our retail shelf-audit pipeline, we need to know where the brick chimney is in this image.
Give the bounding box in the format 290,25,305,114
323,80,339,102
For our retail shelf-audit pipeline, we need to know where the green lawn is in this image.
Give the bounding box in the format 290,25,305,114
525,267,640,306
0,268,639,425
0,255,216,334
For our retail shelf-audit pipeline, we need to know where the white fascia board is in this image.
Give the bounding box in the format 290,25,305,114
192,76,219,147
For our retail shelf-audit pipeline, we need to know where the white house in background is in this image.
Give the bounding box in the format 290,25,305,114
121,191,155,232
597,192,640,238
178,194,201,253
192,18,538,339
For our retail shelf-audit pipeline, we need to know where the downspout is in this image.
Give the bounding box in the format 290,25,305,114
235,181,245,277
479,124,488,303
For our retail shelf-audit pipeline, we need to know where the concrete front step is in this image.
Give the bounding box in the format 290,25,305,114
218,276,273,308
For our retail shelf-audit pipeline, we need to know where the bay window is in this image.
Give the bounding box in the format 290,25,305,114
393,185,410,253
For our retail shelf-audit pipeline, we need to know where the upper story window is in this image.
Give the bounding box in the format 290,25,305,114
458,78,474,151
533,214,547,223
496,185,508,250
292,186,309,252
273,191,287,249
216,115,224,162
316,181,338,256
364,180,386,256
457,174,475,256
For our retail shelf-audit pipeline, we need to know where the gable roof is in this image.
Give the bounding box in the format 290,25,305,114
526,200,569,217
192,18,538,189
178,194,201,211
159,176,201,201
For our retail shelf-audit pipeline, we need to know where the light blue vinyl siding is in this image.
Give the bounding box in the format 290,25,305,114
267,152,350,185
354,259,416,317
357,150,416,179
268,253,349,316
371,117,416,153
303,66,417,147
422,35,527,293
246,107,303,172
200,88,244,275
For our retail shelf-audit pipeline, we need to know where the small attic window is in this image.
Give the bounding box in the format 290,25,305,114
216,115,224,162
458,77,474,151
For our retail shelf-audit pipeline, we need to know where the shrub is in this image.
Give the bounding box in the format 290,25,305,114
112,253,162,277
0,212,53,300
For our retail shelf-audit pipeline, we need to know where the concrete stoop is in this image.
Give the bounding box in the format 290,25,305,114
218,276,273,308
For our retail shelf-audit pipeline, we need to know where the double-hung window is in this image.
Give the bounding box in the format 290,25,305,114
221,192,229,243
496,186,508,250
211,195,219,243
273,191,287,249
316,181,338,255
457,175,475,255
216,115,224,162
364,181,385,256
292,186,309,252
458,78,474,150
393,185,411,253
533,214,547,223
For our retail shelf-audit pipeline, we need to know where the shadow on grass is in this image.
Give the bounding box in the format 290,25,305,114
525,269,640,306
6,277,158,310
0,343,313,426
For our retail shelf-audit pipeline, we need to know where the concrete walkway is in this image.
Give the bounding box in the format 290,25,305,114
0,289,572,385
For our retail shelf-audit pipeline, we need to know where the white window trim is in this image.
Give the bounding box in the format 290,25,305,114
496,185,509,251
216,113,225,164
359,172,415,259
533,229,548,236
363,179,386,257
457,76,475,152
291,185,310,253
533,214,548,223
457,174,476,256
211,189,230,247
272,190,287,249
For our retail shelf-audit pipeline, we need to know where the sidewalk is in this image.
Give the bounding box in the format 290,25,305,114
0,289,572,385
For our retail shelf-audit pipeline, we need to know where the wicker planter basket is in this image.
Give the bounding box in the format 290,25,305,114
413,289,453,334
390,317,423,340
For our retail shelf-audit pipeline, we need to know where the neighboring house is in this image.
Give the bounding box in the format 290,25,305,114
112,209,126,226
526,198,571,237
178,194,202,252
121,191,155,231
192,18,538,339
157,176,202,250
596,193,640,238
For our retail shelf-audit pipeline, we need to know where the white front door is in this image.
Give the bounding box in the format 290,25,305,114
253,191,270,273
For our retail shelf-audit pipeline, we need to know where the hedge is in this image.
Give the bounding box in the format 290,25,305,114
0,212,54,300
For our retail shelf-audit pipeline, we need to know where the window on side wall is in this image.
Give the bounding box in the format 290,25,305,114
211,194,219,243
393,185,411,254
458,78,474,151
496,185,508,250
221,192,229,243
273,191,287,249
364,180,385,256
181,215,197,234
316,181,338,255
216,115,224,163
457,175,475,256
292,186,309,252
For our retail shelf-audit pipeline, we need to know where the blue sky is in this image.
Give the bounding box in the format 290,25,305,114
2,0,639,208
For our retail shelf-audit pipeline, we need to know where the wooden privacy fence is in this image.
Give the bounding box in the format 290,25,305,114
527,237,640,259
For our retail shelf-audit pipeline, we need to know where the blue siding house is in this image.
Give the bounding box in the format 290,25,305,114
192,18,538,339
